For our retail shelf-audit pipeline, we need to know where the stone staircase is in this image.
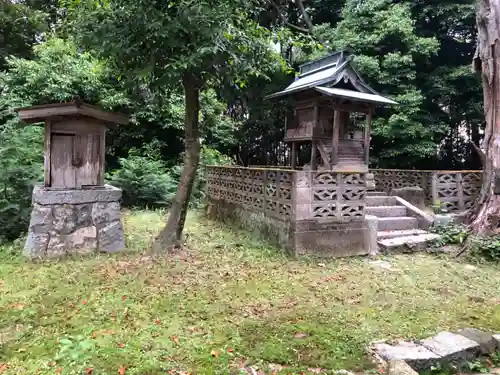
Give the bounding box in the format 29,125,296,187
366,191,440,252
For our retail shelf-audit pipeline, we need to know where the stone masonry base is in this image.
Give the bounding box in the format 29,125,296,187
25,185,125,258
206,198,377,257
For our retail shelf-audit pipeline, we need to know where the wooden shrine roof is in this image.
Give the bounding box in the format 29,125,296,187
16,99,128,126
267,50,397,106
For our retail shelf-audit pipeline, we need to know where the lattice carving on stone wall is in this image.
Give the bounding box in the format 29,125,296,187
206,166,293,220
311,172,366,219
432,171,482,212
369,169,433,202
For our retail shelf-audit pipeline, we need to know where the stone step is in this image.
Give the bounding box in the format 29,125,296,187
366,196,398,207
378,233,441,252
366,191,387,196
377,217,418,231
377,229,428,239
366,205,407,217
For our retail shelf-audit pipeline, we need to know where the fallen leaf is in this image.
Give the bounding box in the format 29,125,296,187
7,303,25,310
170,335,180,345
210,350,221,357
294,332,308,339
119,366,126,374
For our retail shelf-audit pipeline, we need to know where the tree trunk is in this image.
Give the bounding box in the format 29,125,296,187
152,72,201,251
470,0,500,234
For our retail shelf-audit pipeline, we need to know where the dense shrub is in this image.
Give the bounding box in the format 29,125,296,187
106,148,173,208
107,145,233,208
0,126,43,243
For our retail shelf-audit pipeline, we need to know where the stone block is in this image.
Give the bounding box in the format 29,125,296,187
434,214,455,226
387,360,419,375
98,221,125,253
52,205,76,234
32,185,122,205
92,201,121,225
421,331,480,363
365,215,378,255
372,341,440,370
75,204,93,227
23,232,49,257
492,334,500,347
25,185,125,258
28,204,53,234
390,186,425,209
456,328,498,354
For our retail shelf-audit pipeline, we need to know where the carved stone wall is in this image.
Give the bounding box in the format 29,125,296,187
206,166,293,220
370,169,483,213
431,171,482,212
370,169,433,201
206,166,375,258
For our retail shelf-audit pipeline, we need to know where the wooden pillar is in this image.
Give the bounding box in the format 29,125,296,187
331,110,341,166
291,142,297,170
311,141,317,170
44,121,52,187
311,99,319,170
364,108,372,165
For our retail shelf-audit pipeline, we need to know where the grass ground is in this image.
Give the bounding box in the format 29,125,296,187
1,211,500,375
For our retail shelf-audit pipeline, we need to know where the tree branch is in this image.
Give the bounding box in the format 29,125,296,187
266,0,310,33
293,0,314,32
471,140,486,167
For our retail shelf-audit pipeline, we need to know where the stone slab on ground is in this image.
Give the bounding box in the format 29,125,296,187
456,328,498,354
377,229,428,240
378,233,440,252
387,360,418,375
421,331,480,363
372,341,440,370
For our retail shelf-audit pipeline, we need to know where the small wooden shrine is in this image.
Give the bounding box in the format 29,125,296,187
17,99,128,189
16,99,128,259
268,50,396,172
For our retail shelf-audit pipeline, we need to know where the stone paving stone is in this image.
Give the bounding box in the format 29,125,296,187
456,328,498,354
372,341,440,370
421,331,480,363
493,334,500,348
387,360,419,375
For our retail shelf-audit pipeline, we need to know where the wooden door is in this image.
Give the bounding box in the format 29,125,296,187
50,133,76,188
75,133,101,187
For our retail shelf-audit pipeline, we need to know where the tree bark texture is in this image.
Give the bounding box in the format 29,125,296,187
471,0,500,234
152,72,201,251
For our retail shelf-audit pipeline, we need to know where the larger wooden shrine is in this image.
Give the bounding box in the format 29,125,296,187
267,50,396,172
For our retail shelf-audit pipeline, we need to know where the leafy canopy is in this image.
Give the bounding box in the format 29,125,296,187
68,0,281,87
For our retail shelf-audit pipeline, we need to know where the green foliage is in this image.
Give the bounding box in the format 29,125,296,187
470,235,500,262
107,145,233,209
0,126,43,243
0,0,49,69
68,0,281,88
106,149,173,209
0,37,130,109
430,224,470,247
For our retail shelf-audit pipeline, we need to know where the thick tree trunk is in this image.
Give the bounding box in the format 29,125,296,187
152,72,201,251
470,0,500,234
